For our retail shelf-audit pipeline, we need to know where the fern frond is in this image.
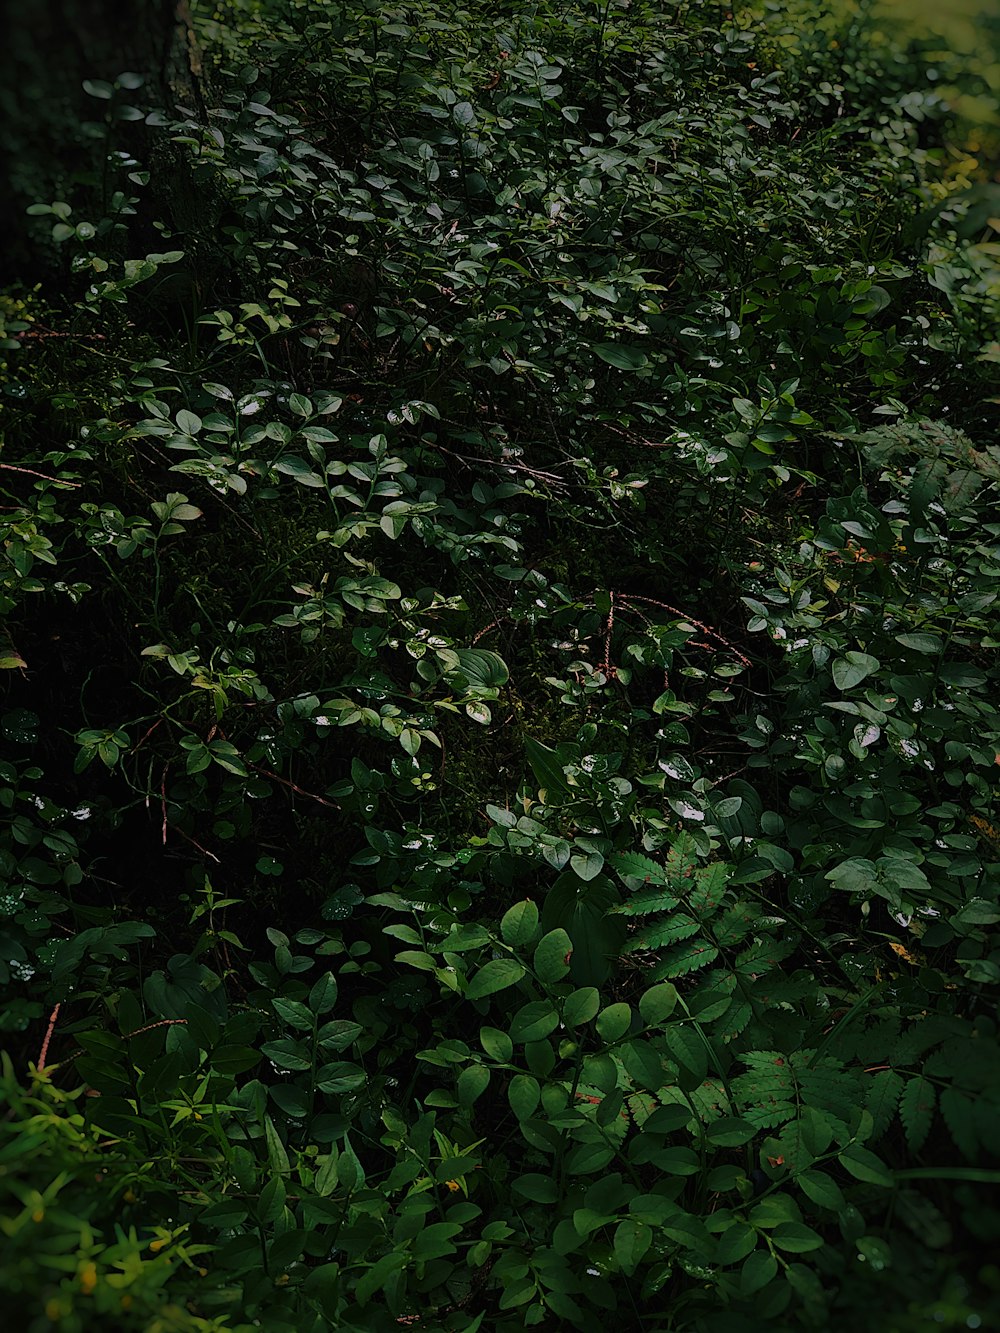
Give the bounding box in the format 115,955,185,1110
865,1069,905,1140
626,914,700,952
653,941,719,979
611,886,681,917
899,1075,936,1152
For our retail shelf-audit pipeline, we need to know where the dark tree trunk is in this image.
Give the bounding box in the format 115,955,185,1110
0,0,204,282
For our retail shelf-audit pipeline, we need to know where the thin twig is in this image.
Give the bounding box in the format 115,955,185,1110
0,463,81,488
37,1004,61,1070
248,762,340,810
174,826,221,863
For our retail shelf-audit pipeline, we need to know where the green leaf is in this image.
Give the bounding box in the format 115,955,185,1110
716,1222,757,1266
899,1076,936,1152
840,1145,893,1188
563,987,600,1026
665,1025,708,1084
457,1065,491,1107
314,1150,339,1196
451,648,509,688
639,982,678,1025
508,1073,540,1119
413,1222,462,1261
866,1069,904,1139
338,1134,364,1191
501,900,539,947
614,1219,652,1273
596,1003,632,1043
509,1001,560,1044
741,1249,778,1295
796,1169,845,1212
706,1117,757,1148
619,1038,665,1090
895,632,943,653
771,1221,825,1253
480,1027,514,1062
513,1174,559,1204
609,850,668,889
264,1116,290,1175
466,958,526,999
534,928,573,982
565,1141,616,1174
309,972,338,1015
594,343,649,370
525,736,572,802
832,651,880,691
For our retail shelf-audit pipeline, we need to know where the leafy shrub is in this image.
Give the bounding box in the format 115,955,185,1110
2,0,1000,1328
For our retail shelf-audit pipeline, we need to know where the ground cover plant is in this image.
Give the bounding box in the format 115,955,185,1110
2,0,1000,1328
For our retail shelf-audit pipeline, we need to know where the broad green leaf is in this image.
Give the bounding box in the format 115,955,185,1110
452,648,509,687
525,736,572,802
839,1144,893,1187
665,1025,708,1084
619,1038,665,1091
596,1002,632,1043
480,1027,513,1062
314,1150,339,1196
337,1133,364,1190
501,899,539,947
565,1141,616,1174
741,1249,778,1295
533,927,573,982
456,1065,491,1107
412,1222,462,1261
509,1001,560,1044
466,958,525,1000
832,651,879,691
638,982,678,1024
796,1169,845,1212
716,1222,757,1266
305,970,337,1007
706,1117,757,1147
594,343,649,370
895,632,943,653
508,1073,540,1119
614,1218,652,1273
563,987,600,1026
771,1221,825,1253
513,1174,559,1204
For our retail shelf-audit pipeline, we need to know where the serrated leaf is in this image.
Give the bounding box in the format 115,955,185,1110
899,1076,935,1152
654,940,719,978
609,850,668,888
866,1069,904,1139
940,1089,978,1160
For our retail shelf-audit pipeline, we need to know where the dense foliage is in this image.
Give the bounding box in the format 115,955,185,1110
2,0,1000,1328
